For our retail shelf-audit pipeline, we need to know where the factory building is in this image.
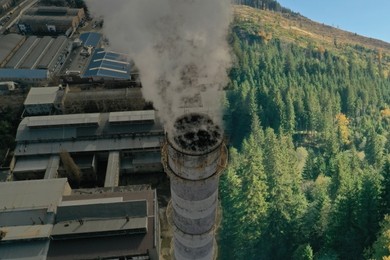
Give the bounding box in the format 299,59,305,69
48,186,160,260
22,85,146,116
0,34,25,67
25,6,85,21
0,178,71,260
18,6,85,35
82,48,132,81
0,179,160,260
23,86,67,115
0,68,49,85
4,35,70,71
162,113,227,260
12,110,164,186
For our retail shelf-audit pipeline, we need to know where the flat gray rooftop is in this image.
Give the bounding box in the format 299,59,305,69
0,178,70,212
24,86,60,106
0,224,53,242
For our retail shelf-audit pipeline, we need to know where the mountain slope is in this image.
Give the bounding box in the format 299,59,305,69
233,5,390,76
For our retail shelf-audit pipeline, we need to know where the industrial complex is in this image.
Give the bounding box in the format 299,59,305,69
0,1,229,259
0,179,160,260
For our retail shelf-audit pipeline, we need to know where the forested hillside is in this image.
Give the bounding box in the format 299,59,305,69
219,5,390,260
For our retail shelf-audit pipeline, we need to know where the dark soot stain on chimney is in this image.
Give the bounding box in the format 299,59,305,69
173,113,222,152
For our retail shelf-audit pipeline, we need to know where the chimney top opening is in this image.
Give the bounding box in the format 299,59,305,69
172,113,222,153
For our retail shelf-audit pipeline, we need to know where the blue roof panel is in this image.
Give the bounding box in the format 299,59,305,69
82,48,131,80
0,69,48,79
79,32,102,48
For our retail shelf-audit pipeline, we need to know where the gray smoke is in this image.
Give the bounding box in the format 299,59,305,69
87,0,232,134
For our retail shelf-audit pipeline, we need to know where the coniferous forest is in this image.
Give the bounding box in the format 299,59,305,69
219,7,390,260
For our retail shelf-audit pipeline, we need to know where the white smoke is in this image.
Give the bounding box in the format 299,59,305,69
87,0,232,134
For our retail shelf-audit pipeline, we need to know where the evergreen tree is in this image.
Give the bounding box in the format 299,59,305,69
371,215,390,259
365,127,384,169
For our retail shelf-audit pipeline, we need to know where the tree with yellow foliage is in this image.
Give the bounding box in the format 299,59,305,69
381,108,390,118
335,113,350,145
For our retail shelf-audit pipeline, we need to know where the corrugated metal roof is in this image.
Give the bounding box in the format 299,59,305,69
83,48,131,80
37,36,68,70
51,217,147,237
0,34,25,64
109,110,155,124
20,37,53,69
5,36,38,68
0,224,53,241
0,178,70,212
0,69,49,79
79,32,101,48
24,86,60,105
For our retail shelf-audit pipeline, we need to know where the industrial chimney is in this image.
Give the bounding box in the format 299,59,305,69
162,113,228,260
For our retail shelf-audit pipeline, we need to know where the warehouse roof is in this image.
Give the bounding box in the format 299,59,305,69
20,37,53,69
0,69,49,79
24,86,60,105
0,34,25,65
5,36,38,68
37,36,68,70
48,188,157,260
79,32,101,48
19,15,76,25
83,49,131,80
26,6,82,16
0,178,71,212
14,111,163,156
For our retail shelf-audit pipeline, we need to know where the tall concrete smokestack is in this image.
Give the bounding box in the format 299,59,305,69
162,113,227,260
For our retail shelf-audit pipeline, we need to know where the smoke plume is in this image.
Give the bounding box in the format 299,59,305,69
87,0,232,133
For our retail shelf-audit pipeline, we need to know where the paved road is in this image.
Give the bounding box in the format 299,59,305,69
0,0,38,34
